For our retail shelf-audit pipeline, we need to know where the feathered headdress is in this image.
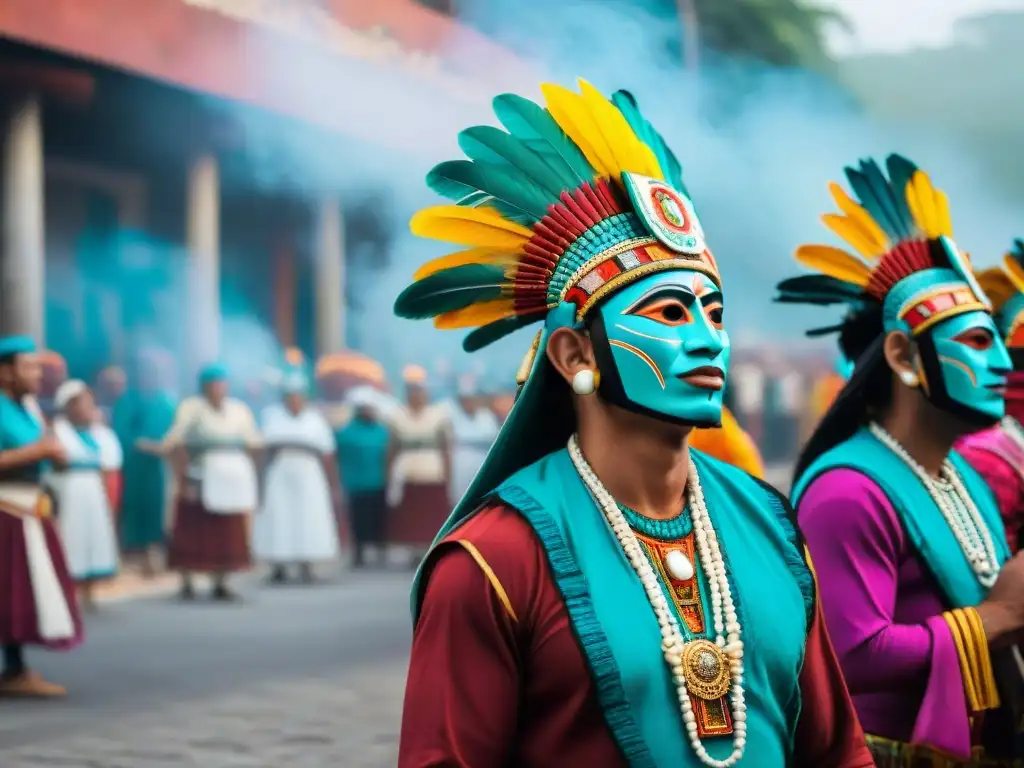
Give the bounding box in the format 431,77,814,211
977,239,1024,347
776,154,990,338
394,79,717,351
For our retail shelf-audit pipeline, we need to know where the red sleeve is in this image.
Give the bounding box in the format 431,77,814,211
398,510,527,767
792,598,875,767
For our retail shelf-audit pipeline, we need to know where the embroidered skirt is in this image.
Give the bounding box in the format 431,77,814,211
386,482,450,546
0,509,83,649
167,497,252,573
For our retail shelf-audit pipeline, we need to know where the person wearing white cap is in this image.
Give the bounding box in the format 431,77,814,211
446,375,498,507
256,369,342,584
48,380,121,612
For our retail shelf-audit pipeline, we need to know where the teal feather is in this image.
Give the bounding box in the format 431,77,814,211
775,274,866,308
394,264,507,319
462,312,544,352
458,126,577,197
1010,239,1024,268
426,160,550,224
424,167,488,205
845,160,911,242
492,93,595,183
861,160,910,238
884,154,919,234
611,90,686,194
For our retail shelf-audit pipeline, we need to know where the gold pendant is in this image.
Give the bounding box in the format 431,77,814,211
682,639,731,700
682,639,734,737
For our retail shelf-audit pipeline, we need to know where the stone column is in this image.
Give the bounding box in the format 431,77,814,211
186,155,220,368
1,96,45,342
315,197,345,356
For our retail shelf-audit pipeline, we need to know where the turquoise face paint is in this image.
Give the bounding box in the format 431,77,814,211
925,309,1011,422
592,269,729,426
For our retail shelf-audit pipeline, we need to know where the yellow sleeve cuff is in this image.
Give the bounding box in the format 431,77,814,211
942,607,1000,712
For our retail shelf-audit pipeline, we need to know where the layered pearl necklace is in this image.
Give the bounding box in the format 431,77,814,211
567,435,746,768
1002,416,1024,454
868,422,1000,587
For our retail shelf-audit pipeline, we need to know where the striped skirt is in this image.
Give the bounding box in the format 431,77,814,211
167,497,252,574
386,482,450,546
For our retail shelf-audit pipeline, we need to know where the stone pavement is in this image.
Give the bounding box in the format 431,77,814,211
3,659,408,768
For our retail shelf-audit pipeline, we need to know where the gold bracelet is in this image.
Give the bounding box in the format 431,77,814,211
943,609,982,711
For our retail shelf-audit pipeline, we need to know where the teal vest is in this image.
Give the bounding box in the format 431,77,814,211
478,448,814,768
792,428,1011,608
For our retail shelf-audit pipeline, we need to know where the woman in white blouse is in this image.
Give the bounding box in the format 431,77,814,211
162,363,261,601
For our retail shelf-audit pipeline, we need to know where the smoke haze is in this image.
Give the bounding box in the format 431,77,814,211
165,0,1023,389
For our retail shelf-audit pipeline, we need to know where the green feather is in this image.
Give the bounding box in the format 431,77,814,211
845,160,911,242
426,160,550,224
611,90,686,194
884,154,917,239
458,125,576,197
1011,238,1024,268
394,264,506,319
462,313,544,352
884,154,918,234
492,94,595,183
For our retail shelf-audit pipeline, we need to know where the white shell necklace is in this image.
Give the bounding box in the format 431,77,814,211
868,422,1000,587
567,435,746,768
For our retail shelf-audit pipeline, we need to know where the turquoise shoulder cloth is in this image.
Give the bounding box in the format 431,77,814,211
478,447,814,768
792,427,1010,609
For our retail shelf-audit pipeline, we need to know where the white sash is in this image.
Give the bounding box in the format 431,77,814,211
0,484,75,641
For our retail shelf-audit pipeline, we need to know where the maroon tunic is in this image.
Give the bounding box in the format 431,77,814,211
399,504,874,767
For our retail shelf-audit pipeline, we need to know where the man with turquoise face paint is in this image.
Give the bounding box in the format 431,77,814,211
780,154,1024,766
958,249,1024,553
590,270,730,426
393,80,872,767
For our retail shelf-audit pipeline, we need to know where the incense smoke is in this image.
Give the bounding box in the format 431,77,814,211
53,0,1024,396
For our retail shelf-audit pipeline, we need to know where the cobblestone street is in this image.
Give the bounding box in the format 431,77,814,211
0,571,413,768
4,661,407,768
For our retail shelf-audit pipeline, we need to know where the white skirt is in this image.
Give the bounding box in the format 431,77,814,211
54,471,119,581
255,451,339,562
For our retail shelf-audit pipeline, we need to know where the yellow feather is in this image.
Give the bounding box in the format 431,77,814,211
821,214,884,259
1004,254,1024,295
541,83,618,177
577,79,663,179
413,248,518,281
410,206,532,249
934,189,953,239
795,244,871,287
908,172,939,238
977,267,1017,311
433,298,517,330
827,182,889,256
905,179,925,236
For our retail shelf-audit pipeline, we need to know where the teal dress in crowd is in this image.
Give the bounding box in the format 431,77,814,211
115,389,177,550
335,417,390,494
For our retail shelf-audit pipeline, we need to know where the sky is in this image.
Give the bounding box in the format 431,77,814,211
824,0,1024,54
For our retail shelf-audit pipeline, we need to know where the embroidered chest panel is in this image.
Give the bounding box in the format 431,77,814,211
632,529,732,738
634,530,706,635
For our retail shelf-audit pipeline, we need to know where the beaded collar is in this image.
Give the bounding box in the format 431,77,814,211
618,503,693,541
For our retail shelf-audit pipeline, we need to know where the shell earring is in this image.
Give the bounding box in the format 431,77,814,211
572,369,599,395
900,370,920,388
